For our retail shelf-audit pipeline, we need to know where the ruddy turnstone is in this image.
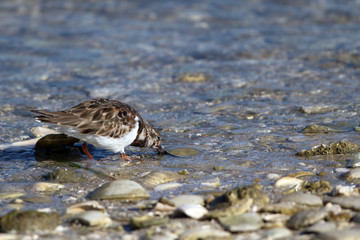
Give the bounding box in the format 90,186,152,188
31,98,164,160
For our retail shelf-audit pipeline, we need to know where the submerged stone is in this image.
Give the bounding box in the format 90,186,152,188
296,141,359,156
87,180,150,201
0,210,60,233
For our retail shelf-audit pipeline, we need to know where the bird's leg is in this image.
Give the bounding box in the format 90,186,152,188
82,142,94,159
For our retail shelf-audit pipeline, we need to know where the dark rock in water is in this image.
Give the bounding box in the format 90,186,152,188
209,184,269,210
44,168,88,183
34,134,81,161
0,210,60,233
296,141,360,156
301,124,339,134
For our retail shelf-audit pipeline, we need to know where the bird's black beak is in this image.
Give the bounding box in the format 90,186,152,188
157,145,166,155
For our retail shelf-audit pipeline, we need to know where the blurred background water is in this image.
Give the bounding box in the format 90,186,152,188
0,0,360,187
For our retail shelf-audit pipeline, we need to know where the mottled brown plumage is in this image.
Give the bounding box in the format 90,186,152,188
31,98,164,159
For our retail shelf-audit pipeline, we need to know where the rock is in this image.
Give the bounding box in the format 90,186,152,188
144,171,181,186
328,196,360,210
154,183,183,191
179,226,232,240
343,169,360,183
280,192,322,207
0,210,60,233
263,227,292,240
332,185,359,196
300,105,336,114
130,215,169,229
210,184,269,209
296,141,360,156
87,180,150,201
176,204,208,219
304,180,332,194
274,177,304,192
67,210,112,227
218,213,263,232
313,229,360,240
169,194,204,207
346,152,360,168
44,168,87,183
207,198,253,219
166,148,200,157
66,201,106,214
287,208,328,230
31,182,65,192
178,73,209,83
301,124,339,133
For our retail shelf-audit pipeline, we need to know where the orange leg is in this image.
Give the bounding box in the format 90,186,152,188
82,143,93,159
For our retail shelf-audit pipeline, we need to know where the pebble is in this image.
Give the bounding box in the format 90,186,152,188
31,182,65,192
169,194,204,207
67,210,112,227
179,226,232,240
175,204,208,219
144,171,181,186
263,227,292,240
87,180,150,201
279,192,323,207
346,152,360,168
328,196,360,210
154,183,183,191
313,229,360,240
218,213,262,232
287,209,328,230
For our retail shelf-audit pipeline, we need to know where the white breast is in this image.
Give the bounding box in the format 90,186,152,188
61,117,139,153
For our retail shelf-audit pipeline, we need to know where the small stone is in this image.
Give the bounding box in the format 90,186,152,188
176,204,208,219
87,180,150,201
280,192,323,207
328,196,360,210
263,227,292,240
332,185,359,196
169,194,204,207
313,229,360,240
31,182,65,192
300,105,336,114
144,171,181,186
154,183,183,191
0,210,60,233
67,210,112,227
287,208,328,230
179,227,232,240
346,152,360,168
343,169,360,183
130,215,169,229
218,213,263,232
166,148,200,157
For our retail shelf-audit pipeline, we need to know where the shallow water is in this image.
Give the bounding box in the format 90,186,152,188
1,0,360,213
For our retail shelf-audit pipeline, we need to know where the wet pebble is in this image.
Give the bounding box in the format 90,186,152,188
130,215,169,229
144,171,181,186
218,213,263,232
313,229,360,240
179,226,232,240
328,196,360,210
287,208,328,230
346,152,360,168
87,180,150,201
154,183,183,191
0,210,60,233
263,227,292,240
279,192,323,207
31,182,65,192
176,204,208,219
67,210,112,227
169,194,204,207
